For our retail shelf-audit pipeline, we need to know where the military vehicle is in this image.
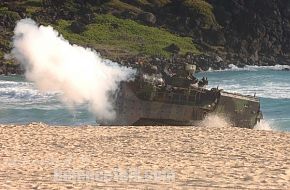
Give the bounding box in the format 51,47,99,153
109,63,263,129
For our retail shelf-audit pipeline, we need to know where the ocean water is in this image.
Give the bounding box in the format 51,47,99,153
0,75,97,125
1,65,290,131
196,64,290,131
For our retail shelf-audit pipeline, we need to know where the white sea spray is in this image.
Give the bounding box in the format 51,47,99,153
11,18,136,120
254,120,274,131
199,114,232,128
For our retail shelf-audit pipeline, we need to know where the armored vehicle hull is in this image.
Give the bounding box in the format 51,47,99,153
109,81,263,129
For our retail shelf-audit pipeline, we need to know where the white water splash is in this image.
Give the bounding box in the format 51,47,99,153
205,64,290,72
254,120,274,131
200,115,275,131
199,67,290,99
209,82,290,99
199,114,232,128
0,80,57,104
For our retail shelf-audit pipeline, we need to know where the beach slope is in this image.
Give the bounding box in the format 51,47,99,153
1,124,290,189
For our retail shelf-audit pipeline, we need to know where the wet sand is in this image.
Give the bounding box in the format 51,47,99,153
1,124,290,189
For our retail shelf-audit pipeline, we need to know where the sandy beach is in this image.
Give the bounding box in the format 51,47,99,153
1,124,290,189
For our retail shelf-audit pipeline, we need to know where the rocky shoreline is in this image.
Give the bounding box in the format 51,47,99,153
2,52,290,76
2,1,290,74
0,63,23,75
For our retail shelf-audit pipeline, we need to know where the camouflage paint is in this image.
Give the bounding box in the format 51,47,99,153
107,81,262,129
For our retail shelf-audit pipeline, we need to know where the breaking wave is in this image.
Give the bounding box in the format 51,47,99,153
208,64,290,72
227,64,290,71
0,75,96,125
198,67,290,99
0,77,59,108
196,66,290,131
208,82,290,99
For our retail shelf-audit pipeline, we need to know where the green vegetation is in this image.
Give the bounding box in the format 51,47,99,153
113,0,170,8
104,0,142,13
146,0,171,6
0,6,8,11
183,0,219,28
22,0,42,7
0,51,4,60
55,14,199,58
21,0,42,15
0,0,42,16
0,0,205,63
0,10,21,63
0,10,21,21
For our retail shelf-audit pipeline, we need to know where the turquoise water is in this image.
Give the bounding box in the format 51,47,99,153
0,75,96,125
196,65,290,131
1,65,290,131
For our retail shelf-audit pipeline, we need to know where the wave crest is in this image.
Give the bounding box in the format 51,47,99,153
208,64,290,72
0,79,58,104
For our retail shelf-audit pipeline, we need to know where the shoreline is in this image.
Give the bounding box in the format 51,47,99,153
1,124,290,189
1,61,290,76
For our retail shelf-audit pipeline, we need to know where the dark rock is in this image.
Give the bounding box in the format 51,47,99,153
282,1,290,18
7,4,26,13
80,14,95,25
70,21,86,34
236,62,246,68
111,23,119,29
121,10,137,20
164,44,180,54
4,0,290,72
202,28,226,46
138,12,156,25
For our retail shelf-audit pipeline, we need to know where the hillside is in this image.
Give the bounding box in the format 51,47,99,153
1,0,290,74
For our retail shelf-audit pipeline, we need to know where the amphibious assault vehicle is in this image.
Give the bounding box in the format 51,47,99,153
110,63,263,129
